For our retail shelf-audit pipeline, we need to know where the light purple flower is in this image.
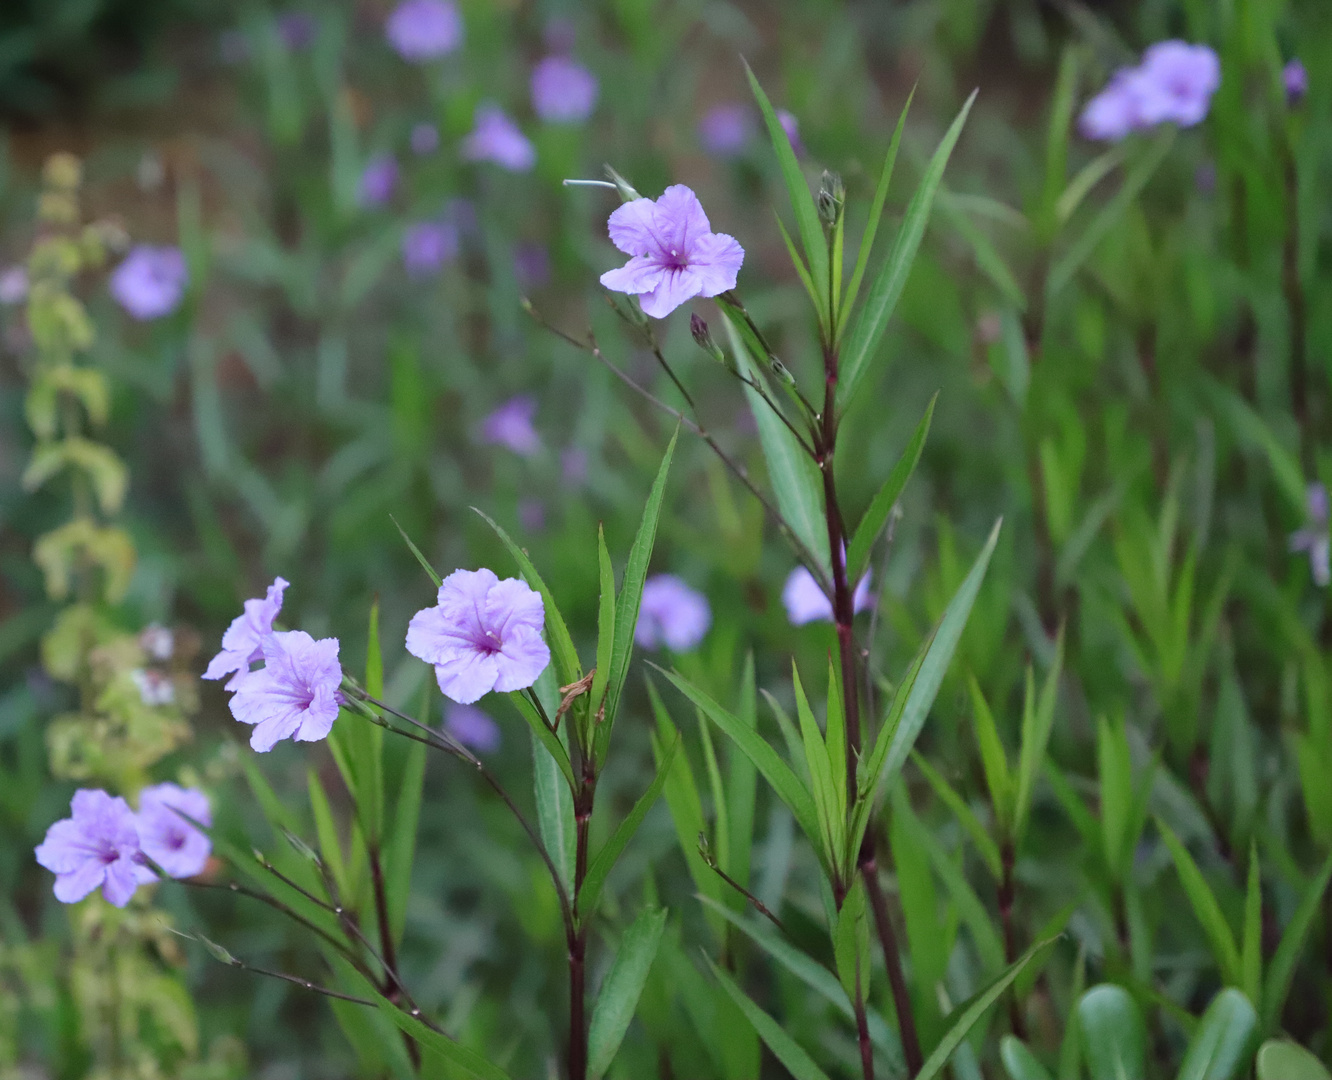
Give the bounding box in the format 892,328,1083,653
782,566,873,626
35,790,155,907
402,220,460,278
1290,481,1330,587
1133,41,1221,128
109,245,188,320
777,108,803,156
462,105,536,172
204,577,289,690
411,122,440,155
635,574,711,652
514,241,550,289
532,56,599,123
406,568,550,704
0,266,28,305
385,0,462,61
1079,68,1142,141
445,703,501,752
359,154,399,207
600,185,744,318
140,623,174,661
699,103,754,157
131,668,175,706
480,395,541,456
1284,59,1308,106
276,11,317,51
562,447,589,486
136,783,211,879
229,630,343,752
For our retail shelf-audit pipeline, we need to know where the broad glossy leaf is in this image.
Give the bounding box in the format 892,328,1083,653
587,907,668,1080
1176,988,1256,1080
1256,1041,1332,1080
1077,984,1145,1080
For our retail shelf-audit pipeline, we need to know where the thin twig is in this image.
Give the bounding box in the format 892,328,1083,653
702,860,789,936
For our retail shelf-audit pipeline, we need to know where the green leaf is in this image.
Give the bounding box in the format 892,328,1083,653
917,937,1056,1080
913,751,1002,879
602,428,678,745
837,91,976,414
832,876,871,1003
794,663,841,872
390,514,442,588
1000,1037,1054,1080
744,60,829,332
1014,631,1063,843
587,906,668,1080
475,508,582,690
1037,47,1079,239
385,734,426,947
590,524,616,716
578,735,679,919
654,666,823,873
1241,846,1262,1009
722,314,828,574
1097,714,1133,879
1158,821,1241,986
725,655,760,891
510,690,576,791
1256,1041,1332,1080
1077,984,1145,1080
969,675,1013,837
531,720,576,894
846,392,936,582
1202,378,1307,515
363,598,386,840
707,957,833,1080
1176,989,1257,1080
841,88,914,339
307,769,349,899
775,215,822,314
371,991,514,1080
1263,851,1332,1030
852,519,1001,853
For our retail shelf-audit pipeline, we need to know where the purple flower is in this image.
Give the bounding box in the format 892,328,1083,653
462,105,535,172
402,220,460,278
385,0,462,61
445,703,501,752
480,395,541,456
204,577,289,690
1290,481,1330,587
140,623,174,661
531,56,599,123
411,122,440,155
1133,41,1221,128
35,790,155,907
514,241,550,289
359,154,399,207
1284,59,1308,106
777,108,804,156
136,784,211,879
782,566,873,626
109,245,188,320
600,185,744,319
635,575,711,652
276,11,317,51
1079,68,1142,141
699,103,754,157
406,569,550,704
131,668,175,706
229,631,344,752
0,266,28,305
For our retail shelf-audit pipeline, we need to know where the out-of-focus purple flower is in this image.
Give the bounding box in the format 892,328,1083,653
782,566,873,626
411,122,440,155
402,220,460,278
0,266,28,305
562,447,589,485
35,790,154,907
204,577,289,691
777,108,804,156
600,185,744,318
136,784,211,879
131,669,175,707
1079,68,1142,141
1134,41,1220,128
140,624,174,661
514,242,550,289
229,630,344,752
276,11,317,51
406,569,550,704
518,498,546,533
109,245,188,320
699,103,754,157
635,574,711,652
480,396,541,456
359,154,399,207
1290,481,1330,587
462,105,535,172
1284,59,1308,106
445,702,501,752
532,56,599,123
385,0,462,61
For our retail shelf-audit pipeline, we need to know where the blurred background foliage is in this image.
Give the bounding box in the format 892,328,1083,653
2,0,1332,1077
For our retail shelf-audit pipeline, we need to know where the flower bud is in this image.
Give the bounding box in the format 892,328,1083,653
691,313,734,372
818,170,844,227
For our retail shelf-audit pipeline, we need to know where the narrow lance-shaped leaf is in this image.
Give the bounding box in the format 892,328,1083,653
707,957,834,1080
590,524,616,715
1158,821,1242,987
1013,630,1063,842
587,907,669,1080
838,91,977,414
1175,988,1257,1080
970,674,1014,837
1241,845,1261,1009
793,663,840,873
1263,851,1332,1030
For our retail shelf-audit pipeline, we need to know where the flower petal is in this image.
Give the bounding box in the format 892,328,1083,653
492,625,551,692
434,652,499,704
688,232,744,297
652,185,711,253
53,862,105,904
600,255,663,296
638,267,704,319
607,198,663,257
101,859,143,907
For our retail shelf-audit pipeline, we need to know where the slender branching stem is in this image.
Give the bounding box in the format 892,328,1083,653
701,858,788,936
860,856,923,1077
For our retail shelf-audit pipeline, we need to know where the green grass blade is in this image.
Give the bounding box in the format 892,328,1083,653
587,907,668,1080
1263,851,1332,1030
969,674,1013,837
1158,822,1241,986
775,214,822,315
1014,631,1063,843
913,751,1002,880
707,957,834,1080
846,392,936,581
385,733,426,947
1242,845,1262,1008
390,514,441,588
838,90,976,415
